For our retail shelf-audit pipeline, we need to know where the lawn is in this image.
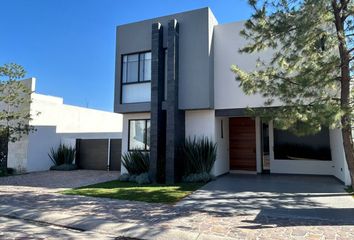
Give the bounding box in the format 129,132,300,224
61,180,205,204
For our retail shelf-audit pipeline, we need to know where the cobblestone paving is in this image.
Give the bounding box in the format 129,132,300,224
0,170,119,192
0,216,116,240
0,172,354,239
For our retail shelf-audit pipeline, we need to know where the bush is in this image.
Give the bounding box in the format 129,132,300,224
136,172,150,185
182,172,213,183
129,174,138,182
6,168,14,175
118,172,151,185
118,173,130,182
0,168,15,177
121,150,149,175
183,137,217,175
49,143,76,166
50,164,78,171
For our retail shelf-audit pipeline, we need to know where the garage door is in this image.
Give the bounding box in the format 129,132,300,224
76,139,121,171
229,117,257,171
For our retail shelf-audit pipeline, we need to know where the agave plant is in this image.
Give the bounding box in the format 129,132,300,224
183,137,217,175
49,143,76,166
121,150,149,175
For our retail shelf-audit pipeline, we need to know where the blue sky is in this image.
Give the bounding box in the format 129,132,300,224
0,0,252,111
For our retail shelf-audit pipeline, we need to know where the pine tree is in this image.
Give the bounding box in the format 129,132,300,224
0,63,33,173
232,0,354,186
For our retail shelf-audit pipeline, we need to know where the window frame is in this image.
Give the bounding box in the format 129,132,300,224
128,119,151,152
120,51,152,104
273,127,332,161
121,51,151,86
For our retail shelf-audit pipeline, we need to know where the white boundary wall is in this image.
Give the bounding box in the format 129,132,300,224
7,78,123,173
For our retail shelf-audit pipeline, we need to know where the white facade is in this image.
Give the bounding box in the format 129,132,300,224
186,111,351,185
211,20,351,185
7,78,123,173
213,21,279,110
118,10,351,185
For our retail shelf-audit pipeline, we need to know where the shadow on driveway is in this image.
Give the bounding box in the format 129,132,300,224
0,170,119,190
177,174,354,225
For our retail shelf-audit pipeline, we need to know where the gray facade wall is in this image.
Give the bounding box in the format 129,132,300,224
114,7,217,113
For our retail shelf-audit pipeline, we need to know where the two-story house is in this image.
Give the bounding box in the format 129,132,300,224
114,7,351,185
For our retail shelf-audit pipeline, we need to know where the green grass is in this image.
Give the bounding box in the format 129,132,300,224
61,180,205,204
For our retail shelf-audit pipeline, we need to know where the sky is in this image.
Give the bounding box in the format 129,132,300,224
0,0,253,112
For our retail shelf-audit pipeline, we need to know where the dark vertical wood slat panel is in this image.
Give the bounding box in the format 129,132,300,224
229,117,257,171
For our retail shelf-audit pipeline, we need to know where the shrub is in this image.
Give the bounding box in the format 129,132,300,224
129,174,138,182
50,164,78,171
118,172,150,185
182,172,213,183
49,143,76,166
6,168,14,175
182,137,217,183
121,150,149,175
118,173,130,182
136,172,150,185
183,137,217,175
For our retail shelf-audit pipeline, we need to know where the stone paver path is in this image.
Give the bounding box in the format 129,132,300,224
0,170,119,192
0,216,116,240
0,171,354,239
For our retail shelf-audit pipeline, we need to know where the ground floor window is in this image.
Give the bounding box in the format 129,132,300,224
274,127,331,161
128,119,150,151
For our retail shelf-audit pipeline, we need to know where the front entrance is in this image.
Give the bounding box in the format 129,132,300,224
229,117,256,171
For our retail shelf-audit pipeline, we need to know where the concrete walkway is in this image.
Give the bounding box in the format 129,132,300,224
0,172,354,239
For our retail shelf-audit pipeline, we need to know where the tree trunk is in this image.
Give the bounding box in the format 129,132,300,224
342,122,354,187
0,129,9,172
332,0,354,187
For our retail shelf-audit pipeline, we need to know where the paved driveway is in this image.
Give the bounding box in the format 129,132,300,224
0,172,354,239
0,170,119,192
178,174,354,223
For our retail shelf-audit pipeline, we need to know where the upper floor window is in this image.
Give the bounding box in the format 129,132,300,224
121,52,151,103
122,52,151,83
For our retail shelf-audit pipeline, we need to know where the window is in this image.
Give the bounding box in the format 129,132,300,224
128,119,150,151
121,52,151,103
122,52,151,83
274,128,331,161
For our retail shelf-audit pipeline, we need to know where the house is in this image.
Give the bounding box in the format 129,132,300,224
114,7,351,185
6,78,123,173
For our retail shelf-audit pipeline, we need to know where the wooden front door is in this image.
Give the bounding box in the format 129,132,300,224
229,117,257,171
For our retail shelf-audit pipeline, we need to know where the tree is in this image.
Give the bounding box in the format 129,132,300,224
232,0,354,186
0,63,33,173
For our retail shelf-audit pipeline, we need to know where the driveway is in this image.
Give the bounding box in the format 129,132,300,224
0,170,119,192
0,172,354,239
178,174,354,223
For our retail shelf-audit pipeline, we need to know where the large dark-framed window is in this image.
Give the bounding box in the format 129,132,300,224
274,127,332,161
121,51,151,104
122,52,151,84
128,119,150,151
